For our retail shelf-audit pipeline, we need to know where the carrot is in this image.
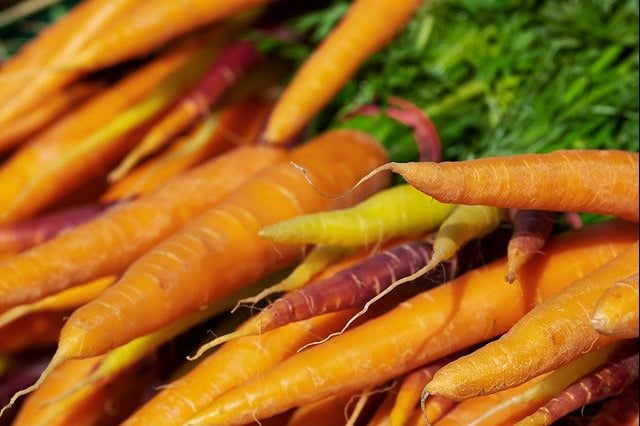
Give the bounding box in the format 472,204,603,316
0,0,133,131
591,273,639,339
0,276,115,328
52,129,387,364
0,311,66,354
414,395,456,424
0,39,205,224
123,312,357,426
435,344,618,426
0,146,284,311
111,40,260,180
71,0,273,71
259,184,455,246
505,209,555,283
263,0,422,144
180,221,637,426
102,94,274,200
0,201,112,255
425,241,639,401
0,80,101,151
590,379,639,426
362,150,639,222
288,390,365,426
516,342,639,426
390,361,447,426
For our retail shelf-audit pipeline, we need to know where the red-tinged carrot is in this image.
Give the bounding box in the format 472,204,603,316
390,361,447,426
111,40,260,180
505,209,555,283
259,184,455,246
516,342,639,426
54,129,387,361
591,273,639,339
71,0,273,70
263,0,422,144
435,344,618,426
123,312,358,426
590,379,639,426
361,150,639,222
0,311,66,354
0,276,115,328
102,94,274,200
0,0,133,131
0,201,113,255
425,242,639,400
0,146,285,311
180,221,638,426
0,40,205,224
0,80,101,151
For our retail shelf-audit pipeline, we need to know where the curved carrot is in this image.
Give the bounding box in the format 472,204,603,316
366,150,639,222
102,94,273,200
425,241,639,400
591,273,639,339
180,221,637,425
505,209,555,283
0,146,284,311
263,0,422,144
259,184,455,246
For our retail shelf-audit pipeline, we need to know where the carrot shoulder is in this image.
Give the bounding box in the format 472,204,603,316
263,0,422,144
382,150,639,222
0,146,284,311
181,220,637,425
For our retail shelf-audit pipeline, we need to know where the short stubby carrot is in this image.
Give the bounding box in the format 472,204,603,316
56,129,388,358
263,0,422,144
180,221,637,425
425,241,639,400
0,146,284,311
371,150,639,222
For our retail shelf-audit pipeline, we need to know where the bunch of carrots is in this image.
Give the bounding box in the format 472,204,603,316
0,0,638,425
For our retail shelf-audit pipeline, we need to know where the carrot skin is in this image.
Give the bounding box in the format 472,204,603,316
181,221,637,425
0,146,284,311
57,129,388,358
426,241,639,400
390,150,639,222
591,273,639,339
505,209,555,283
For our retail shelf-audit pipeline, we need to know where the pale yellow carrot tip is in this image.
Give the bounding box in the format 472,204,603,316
187,328,252,361
0,353,65,418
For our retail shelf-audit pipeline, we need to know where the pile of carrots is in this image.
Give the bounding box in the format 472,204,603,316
0,0,638,425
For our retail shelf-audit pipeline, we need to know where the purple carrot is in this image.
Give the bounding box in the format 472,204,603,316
505,209,555,283
521,341,639,426
0,201,113,254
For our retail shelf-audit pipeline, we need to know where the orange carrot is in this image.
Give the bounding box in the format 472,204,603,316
71,0,274,70
180,221,637,425
103,94,273,200
0,0,133,131
263,0,422,144
0,41,202,224
55,129,387,359
505,209,555,283
288,390,363,426
0,311,66,354
415,395,456,424
590,379,639,426
591,273,639,339
390,361,447,426
425,242,639,401
0,146,284,311
365,150,639,222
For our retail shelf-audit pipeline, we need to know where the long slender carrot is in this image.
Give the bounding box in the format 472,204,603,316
71,0,274,71
180,221,637,426
53,129,387,362
0,201,113,255
111,40,260,180
0,39,205,224
425,242,639,401
590,379,639,426
364,150,639,222
505,209,555,283
390,361,447,426
263,0,422,144
259,184,455,246
516,342,639,426
0,146,285,311
591,273,639,339
102,94,274,200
